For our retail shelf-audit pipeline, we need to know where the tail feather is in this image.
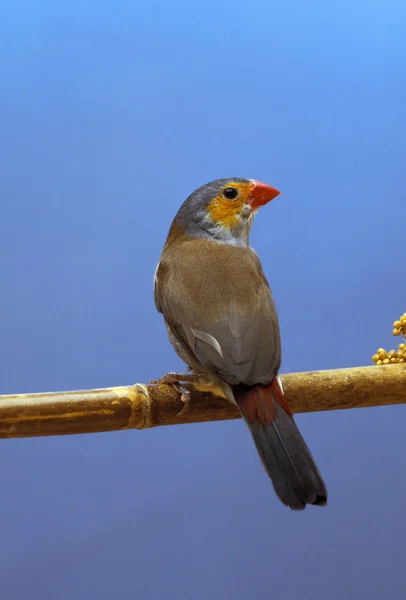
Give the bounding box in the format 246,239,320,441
235,379,327,510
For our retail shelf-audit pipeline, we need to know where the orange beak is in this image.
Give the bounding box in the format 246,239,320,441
249,180,281,209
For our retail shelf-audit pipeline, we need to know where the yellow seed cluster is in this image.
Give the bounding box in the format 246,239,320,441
372,313,406,365
393,313,406,337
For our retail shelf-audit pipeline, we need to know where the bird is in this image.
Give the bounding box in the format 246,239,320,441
153,177,327,510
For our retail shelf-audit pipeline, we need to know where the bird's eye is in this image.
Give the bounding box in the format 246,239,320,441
223,187,239,200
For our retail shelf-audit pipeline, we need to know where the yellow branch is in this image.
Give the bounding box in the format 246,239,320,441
0,364,405,439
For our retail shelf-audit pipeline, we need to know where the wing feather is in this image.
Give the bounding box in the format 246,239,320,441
155,237,281,386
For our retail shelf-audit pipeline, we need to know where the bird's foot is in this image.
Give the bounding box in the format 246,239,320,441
149,372,200,387
173,383,193,417
149,372,202,417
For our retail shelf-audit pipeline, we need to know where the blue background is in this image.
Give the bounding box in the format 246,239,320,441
1,0,405,598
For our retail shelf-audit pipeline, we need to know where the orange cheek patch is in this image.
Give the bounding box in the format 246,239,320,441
206,181,252,229
207,197,242,229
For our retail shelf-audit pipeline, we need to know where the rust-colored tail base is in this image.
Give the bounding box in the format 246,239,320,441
235,378,327,510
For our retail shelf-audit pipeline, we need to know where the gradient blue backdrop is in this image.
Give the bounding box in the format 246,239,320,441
1,0,405,598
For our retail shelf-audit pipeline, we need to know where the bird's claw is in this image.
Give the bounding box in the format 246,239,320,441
149,373,200,417
173,383,193,416
149,372,199,387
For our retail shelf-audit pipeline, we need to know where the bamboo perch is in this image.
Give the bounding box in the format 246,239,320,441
0,364,405,439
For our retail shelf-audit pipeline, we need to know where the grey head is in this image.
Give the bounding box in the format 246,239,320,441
174,177,257,247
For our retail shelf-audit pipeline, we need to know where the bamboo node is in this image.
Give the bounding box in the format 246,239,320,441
133,384,151,429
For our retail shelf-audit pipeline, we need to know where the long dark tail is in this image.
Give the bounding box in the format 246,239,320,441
234,377,327,510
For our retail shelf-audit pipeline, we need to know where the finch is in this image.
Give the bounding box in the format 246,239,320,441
154,178,327,510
